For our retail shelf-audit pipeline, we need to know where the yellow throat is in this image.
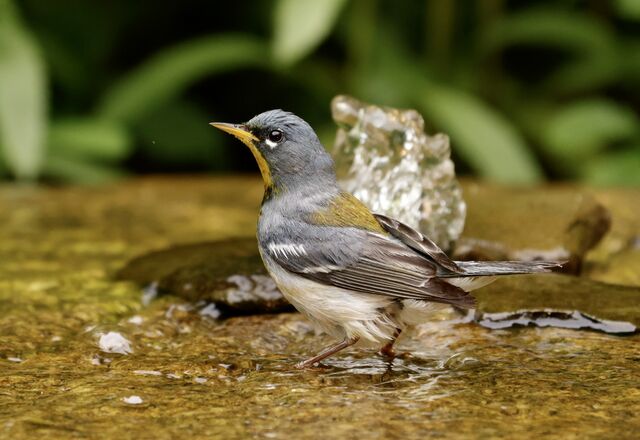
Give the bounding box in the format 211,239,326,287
210,122,273,189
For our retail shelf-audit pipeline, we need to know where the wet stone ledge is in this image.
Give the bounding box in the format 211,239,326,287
114,179,639,334
1,176,639,439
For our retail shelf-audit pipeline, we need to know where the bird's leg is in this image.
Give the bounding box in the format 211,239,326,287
378,328,402,359
295,336,360,369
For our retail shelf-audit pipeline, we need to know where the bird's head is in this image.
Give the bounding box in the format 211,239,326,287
211,110,335,196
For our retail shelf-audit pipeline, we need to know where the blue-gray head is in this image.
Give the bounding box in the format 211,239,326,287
211,110,336,194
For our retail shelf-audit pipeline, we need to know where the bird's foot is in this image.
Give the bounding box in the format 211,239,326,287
294,336,360,369
378,340,398,359
378,345,396,360
378,347,414,362
378,328,402,360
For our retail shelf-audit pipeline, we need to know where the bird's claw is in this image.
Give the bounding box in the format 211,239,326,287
378,347,396,359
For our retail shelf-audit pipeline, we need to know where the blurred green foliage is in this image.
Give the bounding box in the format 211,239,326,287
0,0,639,185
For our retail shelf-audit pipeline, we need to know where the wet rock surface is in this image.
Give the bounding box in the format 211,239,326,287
455,181,611,272
1,176,639,439
114,180,636,334
588,247,640,287
473,274,640,333
117,239,291,315
585,188,640,287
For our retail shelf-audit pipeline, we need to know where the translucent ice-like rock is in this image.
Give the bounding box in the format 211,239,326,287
331,95,466,250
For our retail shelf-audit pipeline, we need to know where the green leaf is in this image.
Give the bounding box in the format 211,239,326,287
482,8,614,56
98,35,267,123
0,0,47,179
616,0,640,21
43,154,125,185
481,8,620,93
417,83,543,184
545,54,620,95
582,148,640,186
344,29,542,184
273,0,347,65
622,40,640,83
48,118,132,162
541,99,638,159
136,100,228,169
0,150,6,177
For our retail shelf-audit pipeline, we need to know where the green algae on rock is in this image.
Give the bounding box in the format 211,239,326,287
455,181,611,273
112,182,638,335
114,226,640,336
585,187,640,287
588,247,640,287
1,176,640,439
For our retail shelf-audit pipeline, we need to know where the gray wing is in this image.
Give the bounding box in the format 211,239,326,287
374,213,564,276
373,213,462,274
265,226,474,308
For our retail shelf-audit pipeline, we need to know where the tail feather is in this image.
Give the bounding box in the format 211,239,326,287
446,260,564,277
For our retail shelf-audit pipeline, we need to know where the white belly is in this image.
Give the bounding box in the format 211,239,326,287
262,253,460,345
265,259,400,343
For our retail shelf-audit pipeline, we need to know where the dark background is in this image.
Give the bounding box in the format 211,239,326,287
1,0,639,185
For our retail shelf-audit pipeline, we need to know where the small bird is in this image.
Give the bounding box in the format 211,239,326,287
212,110,562,368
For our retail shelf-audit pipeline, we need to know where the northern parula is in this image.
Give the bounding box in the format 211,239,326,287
212,110,561,368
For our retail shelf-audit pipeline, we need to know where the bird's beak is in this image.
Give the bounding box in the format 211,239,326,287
210,122,258,146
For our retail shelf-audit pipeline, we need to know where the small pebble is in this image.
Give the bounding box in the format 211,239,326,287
128,315,144,325
199,303,221,319
134,370,162,376
99,332,133,355
123,395,143,405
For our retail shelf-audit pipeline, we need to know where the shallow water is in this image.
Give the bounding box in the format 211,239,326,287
1,177,639,439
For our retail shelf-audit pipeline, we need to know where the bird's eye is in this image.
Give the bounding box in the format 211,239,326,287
268,129,284,143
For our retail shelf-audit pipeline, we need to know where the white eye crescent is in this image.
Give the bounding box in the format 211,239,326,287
265,139,278,149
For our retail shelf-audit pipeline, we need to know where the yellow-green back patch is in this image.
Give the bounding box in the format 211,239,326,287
311,192,386,233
